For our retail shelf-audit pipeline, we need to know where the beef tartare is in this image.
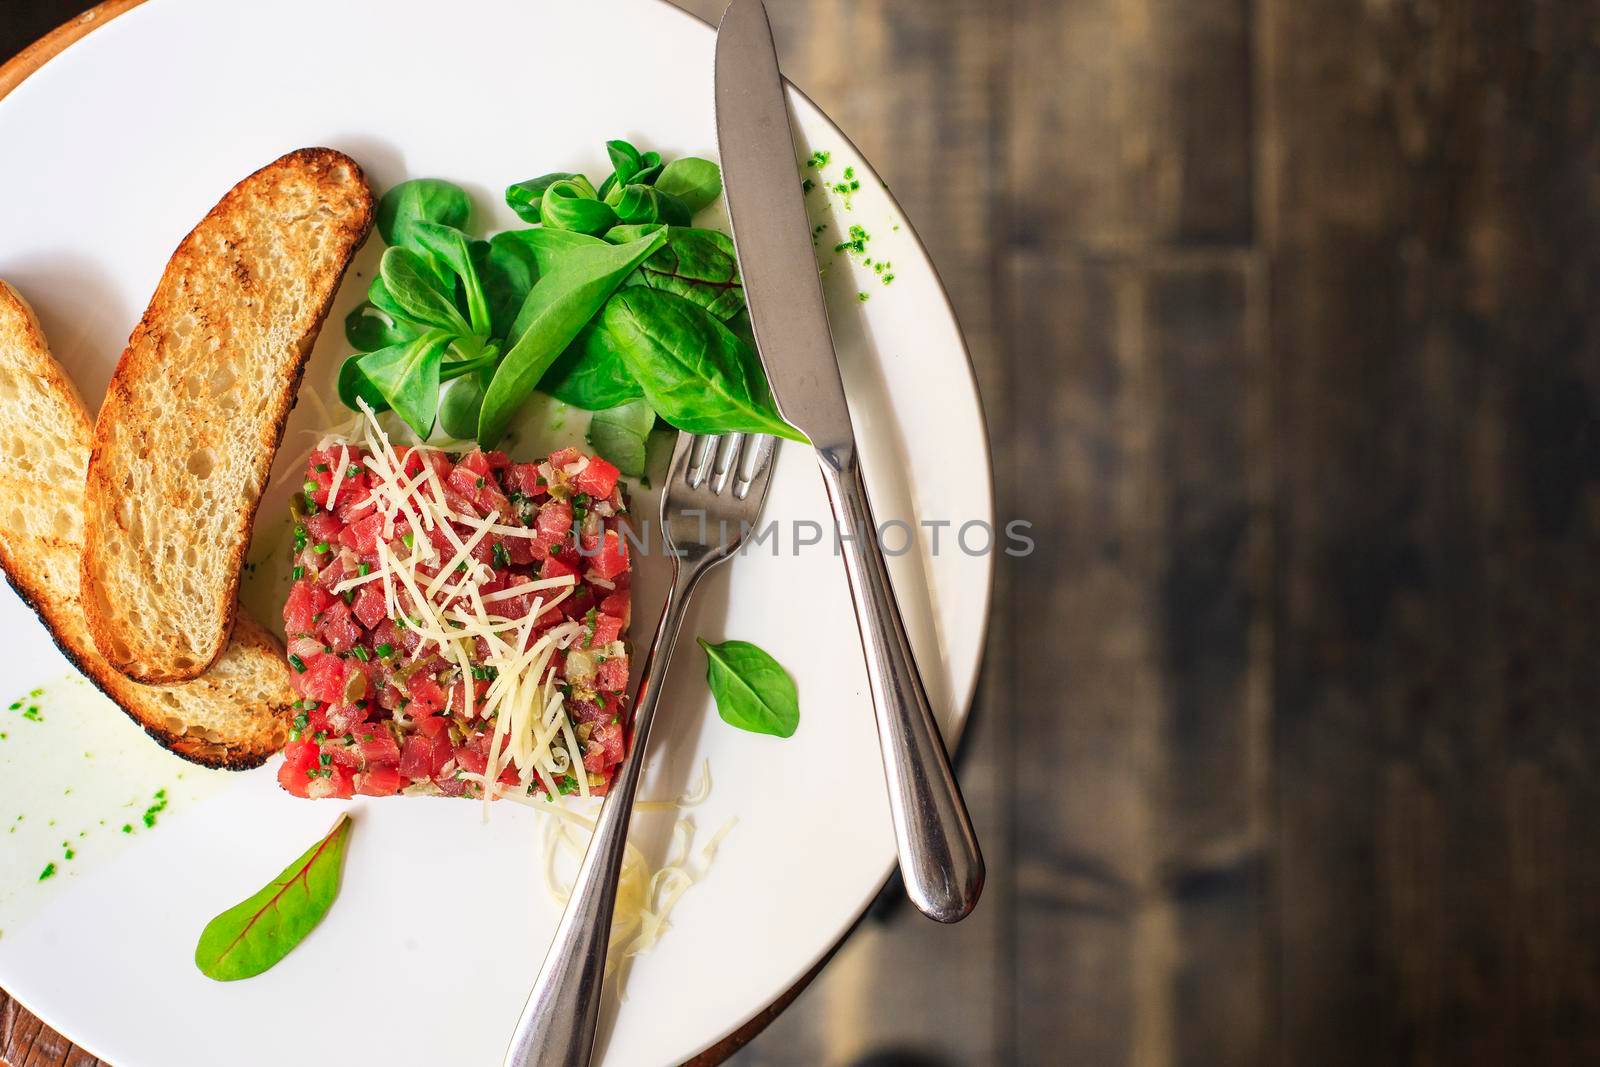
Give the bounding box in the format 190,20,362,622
278,413,633,803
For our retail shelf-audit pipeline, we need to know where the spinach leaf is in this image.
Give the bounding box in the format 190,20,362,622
410,222,491,336
477,227,669,446
633,151,665,186
697,638,799,738
587,399,656,477
337,352,390,413
482,234,540,338
194,814,352,981
540,317,644,410
344,300,420,352
603,288,806,442
494,227,603,286
356,330,452,437
377,179,471,247
606,139,643,186
439,368,492,440
614,184,691,227
631,228,744,320
379,247,470,336
655,157,722,214
542,177,618,236
505,172,579,224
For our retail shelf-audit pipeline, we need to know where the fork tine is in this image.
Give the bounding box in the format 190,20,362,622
733,435,776,500
686,435,718,489
711,433,745,495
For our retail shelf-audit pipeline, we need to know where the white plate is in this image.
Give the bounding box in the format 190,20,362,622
0,1,992,1064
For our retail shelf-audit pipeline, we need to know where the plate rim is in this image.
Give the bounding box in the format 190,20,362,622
0,2,998,1063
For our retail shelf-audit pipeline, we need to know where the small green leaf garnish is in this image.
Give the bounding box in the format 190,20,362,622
194,814,352,982
697,638,800,738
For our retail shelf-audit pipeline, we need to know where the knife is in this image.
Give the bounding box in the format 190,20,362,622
714,0,984,923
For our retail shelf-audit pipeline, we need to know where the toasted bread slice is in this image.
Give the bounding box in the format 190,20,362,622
0,281,294,768
81,147,374,683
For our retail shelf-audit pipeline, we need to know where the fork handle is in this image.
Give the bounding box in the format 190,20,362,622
817,451,985,922
502,563,696,1067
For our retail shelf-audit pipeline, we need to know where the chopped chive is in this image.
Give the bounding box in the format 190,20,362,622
292,565,305,580
353,646,370,662
357,562,372,576
376,643,394,658
288,655,307,673
313,542,331,554
303,480,319,494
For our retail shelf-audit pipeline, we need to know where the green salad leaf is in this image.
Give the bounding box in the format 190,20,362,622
654,157,723,214
541,177,618,236
194,814,352,982
378,179,471,247
354,330,453,437
505,172,579,225
439,368,492,440
541,317,644,410
625,227,745,320
378,247,471,335
477,227,669,446
481,235,539,338
586,399,656,477
604,288,805,442
697,638,799,738
410,221,491,336
344,300,419,353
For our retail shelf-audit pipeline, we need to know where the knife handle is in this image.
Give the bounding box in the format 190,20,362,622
817,449,985,922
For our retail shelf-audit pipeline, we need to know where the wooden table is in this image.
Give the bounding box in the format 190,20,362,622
7,0,1600,1065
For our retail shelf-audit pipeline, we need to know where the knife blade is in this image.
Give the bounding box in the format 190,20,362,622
715,0,985,923
712,0,853,454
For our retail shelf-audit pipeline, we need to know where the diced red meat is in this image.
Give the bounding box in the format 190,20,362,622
356,765,404,796
600,589,630,622
280,441,633,800
318,600,362,654
534,500,572,549
587,530,629,581
575,456,620,498
595,655,629,693
592,614,623,648
352,583,388,629
305,765,356,800
294,656,347,703
306,511,342,545
504,463,546,500
583,720,625,775
354,725,401,766
407,674,446,716
339,512,386,554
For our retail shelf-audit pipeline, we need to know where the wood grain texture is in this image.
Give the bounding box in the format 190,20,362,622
1262,1,1600,1065
7,0,1600,1065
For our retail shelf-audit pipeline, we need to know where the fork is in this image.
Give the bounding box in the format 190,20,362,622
503,430,779,1067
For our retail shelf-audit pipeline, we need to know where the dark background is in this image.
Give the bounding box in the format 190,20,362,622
5,1,1600,1065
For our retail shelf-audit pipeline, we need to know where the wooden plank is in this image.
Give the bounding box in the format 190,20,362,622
1261,0,1600,1063
1003,248,1268,1067
1009,0,1253,249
